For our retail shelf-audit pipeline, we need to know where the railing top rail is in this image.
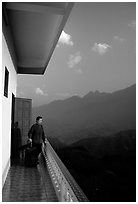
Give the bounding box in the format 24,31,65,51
43,139,89,202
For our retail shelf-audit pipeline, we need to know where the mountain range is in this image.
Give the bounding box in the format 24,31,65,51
57,129,136,201
32,84,136,145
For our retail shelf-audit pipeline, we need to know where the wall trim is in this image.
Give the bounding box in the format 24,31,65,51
2,158,10,187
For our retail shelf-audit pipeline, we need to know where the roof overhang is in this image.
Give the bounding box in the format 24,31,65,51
2,2,74,74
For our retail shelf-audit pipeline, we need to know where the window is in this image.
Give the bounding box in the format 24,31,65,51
4,67,9,98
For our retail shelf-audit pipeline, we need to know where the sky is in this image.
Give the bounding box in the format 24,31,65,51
17,2,136,107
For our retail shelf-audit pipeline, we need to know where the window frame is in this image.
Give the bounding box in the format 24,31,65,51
4,66,9,98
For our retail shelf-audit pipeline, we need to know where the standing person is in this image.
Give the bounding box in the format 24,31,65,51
28,116,46,163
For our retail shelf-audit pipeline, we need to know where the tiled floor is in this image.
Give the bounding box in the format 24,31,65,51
2,155,58,202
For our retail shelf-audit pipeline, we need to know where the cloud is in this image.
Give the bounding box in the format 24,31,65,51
68,52,82,68
75,69,83,74
58,31,74,46
18,91,24,96
92,43,111,55
128,20,136,30
114,36,126,43
35,88,48,96
35,88,44,95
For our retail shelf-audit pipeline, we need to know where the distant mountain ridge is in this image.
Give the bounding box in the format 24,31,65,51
69,129,136,156
33,84,136,144
57,129,136,201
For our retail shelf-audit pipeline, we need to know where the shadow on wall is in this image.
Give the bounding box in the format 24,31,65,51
11,122,22,164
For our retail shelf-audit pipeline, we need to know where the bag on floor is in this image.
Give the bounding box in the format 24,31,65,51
24,147,38,167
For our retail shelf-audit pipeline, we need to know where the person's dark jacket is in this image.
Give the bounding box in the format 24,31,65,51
28,123,46,144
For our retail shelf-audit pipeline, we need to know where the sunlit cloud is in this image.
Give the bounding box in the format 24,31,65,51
114,36,126,43
35,88,48,96
35,88,44,95
128,20,136,30
57,30,74,47
68,52,82,68
92,43,111,55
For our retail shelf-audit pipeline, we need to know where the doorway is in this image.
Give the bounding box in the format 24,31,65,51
10,93,15,165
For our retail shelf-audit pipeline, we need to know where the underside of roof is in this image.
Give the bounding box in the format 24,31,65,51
2,2,74,74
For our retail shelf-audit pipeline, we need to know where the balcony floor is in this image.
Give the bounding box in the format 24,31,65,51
2,154,58,202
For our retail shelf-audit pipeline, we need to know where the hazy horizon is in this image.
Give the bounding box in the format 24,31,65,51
32,83,135,108
17,2,136,107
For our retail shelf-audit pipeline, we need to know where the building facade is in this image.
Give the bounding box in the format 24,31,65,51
2,32,17,186
2,2,74,187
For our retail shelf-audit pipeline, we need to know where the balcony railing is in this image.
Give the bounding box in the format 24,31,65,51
42,139,89,202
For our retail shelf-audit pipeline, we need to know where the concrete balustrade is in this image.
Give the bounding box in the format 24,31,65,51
42,139,89,202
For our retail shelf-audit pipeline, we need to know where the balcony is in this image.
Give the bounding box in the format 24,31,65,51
2,139,89,202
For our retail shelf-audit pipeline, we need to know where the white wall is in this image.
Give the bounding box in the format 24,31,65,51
2,34,17,186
